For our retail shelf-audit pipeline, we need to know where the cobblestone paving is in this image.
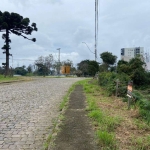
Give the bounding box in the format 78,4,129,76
0,78,83,150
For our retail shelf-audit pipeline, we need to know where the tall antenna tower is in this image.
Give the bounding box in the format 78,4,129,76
95,0,99,61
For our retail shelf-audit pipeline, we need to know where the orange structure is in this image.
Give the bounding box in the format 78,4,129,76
61,66,71,74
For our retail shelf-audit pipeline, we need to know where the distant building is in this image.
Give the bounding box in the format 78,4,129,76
121,47,144,62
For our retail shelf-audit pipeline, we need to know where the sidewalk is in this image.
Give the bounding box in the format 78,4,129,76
50,85,98,150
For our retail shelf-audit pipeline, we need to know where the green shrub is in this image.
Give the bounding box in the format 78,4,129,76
138,99,150,123
98,72,130,97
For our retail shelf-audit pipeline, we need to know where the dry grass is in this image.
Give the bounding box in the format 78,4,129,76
95,90,150,150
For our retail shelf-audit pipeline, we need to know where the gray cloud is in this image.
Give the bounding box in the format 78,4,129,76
0,0,150,67
10,0,62,6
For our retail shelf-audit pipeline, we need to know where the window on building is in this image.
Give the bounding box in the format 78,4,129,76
121,49,124,55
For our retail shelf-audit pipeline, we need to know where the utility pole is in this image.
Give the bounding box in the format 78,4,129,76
95,0,97,61
57,48,61,75
95,0,99,61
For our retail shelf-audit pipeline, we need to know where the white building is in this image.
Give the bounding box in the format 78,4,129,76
121,47,144,62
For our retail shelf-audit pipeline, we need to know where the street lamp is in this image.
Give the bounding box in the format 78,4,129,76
57,48,61,75
82,42,96,61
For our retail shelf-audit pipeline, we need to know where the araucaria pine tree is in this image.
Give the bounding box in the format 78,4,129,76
0,11,37,76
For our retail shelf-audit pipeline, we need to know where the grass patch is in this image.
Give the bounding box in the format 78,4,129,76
79,79,150,149
134,118,150,130
79,79,120,149
0,75,30,82
96,130,116,150
131,135,150,150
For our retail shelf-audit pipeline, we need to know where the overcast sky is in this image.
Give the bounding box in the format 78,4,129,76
0,0,150,68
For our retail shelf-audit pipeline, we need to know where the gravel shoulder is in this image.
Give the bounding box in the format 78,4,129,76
50,85,98,150
0,78,82,150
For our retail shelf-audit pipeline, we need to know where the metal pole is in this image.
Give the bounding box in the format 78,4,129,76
57,48,60,75
97,0,99,59
95,0,97,61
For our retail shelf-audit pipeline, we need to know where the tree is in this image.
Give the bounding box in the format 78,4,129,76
0,66,5,74
129,57,147,86
0,11,37,76
70,67,76,75
77,60,89,76
117,57,149,86
45,54,54,69
77,60,99,76
117,60,129,74
61,59,73,67
88,61,99,76
35,64,49,76
35,55,54,76
53,61,61,75
100,52,117,71
35,55,54,70
14,66,27,76
27,65,32,73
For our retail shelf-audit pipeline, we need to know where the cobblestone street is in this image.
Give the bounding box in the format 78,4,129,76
0,78,82,150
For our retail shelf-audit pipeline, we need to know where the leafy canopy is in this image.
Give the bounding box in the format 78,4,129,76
117,57,149,86
0,11,37,41
77,60,99,76
100,52,117,65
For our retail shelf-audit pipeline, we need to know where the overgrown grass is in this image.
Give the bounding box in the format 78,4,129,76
0,75,26,82
96,130,116,150
131,135,150,150
132,90,150,124
79,79,150,149
78,79,121,149
134,119,150,130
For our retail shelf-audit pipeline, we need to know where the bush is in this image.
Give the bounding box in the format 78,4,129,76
98,72,130,96
137,98,150,123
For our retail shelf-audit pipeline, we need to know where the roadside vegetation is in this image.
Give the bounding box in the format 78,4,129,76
78,79,150,149
44,51,150,149
99,52,150,124
0,74,32,82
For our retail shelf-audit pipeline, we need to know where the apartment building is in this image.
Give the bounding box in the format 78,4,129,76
121,47,144,62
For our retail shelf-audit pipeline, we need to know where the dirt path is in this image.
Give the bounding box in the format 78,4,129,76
50,85,98,150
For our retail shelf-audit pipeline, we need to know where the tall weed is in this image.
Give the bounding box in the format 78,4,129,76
96,130,116,149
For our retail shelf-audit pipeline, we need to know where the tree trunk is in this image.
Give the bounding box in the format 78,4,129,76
5,29,9,76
